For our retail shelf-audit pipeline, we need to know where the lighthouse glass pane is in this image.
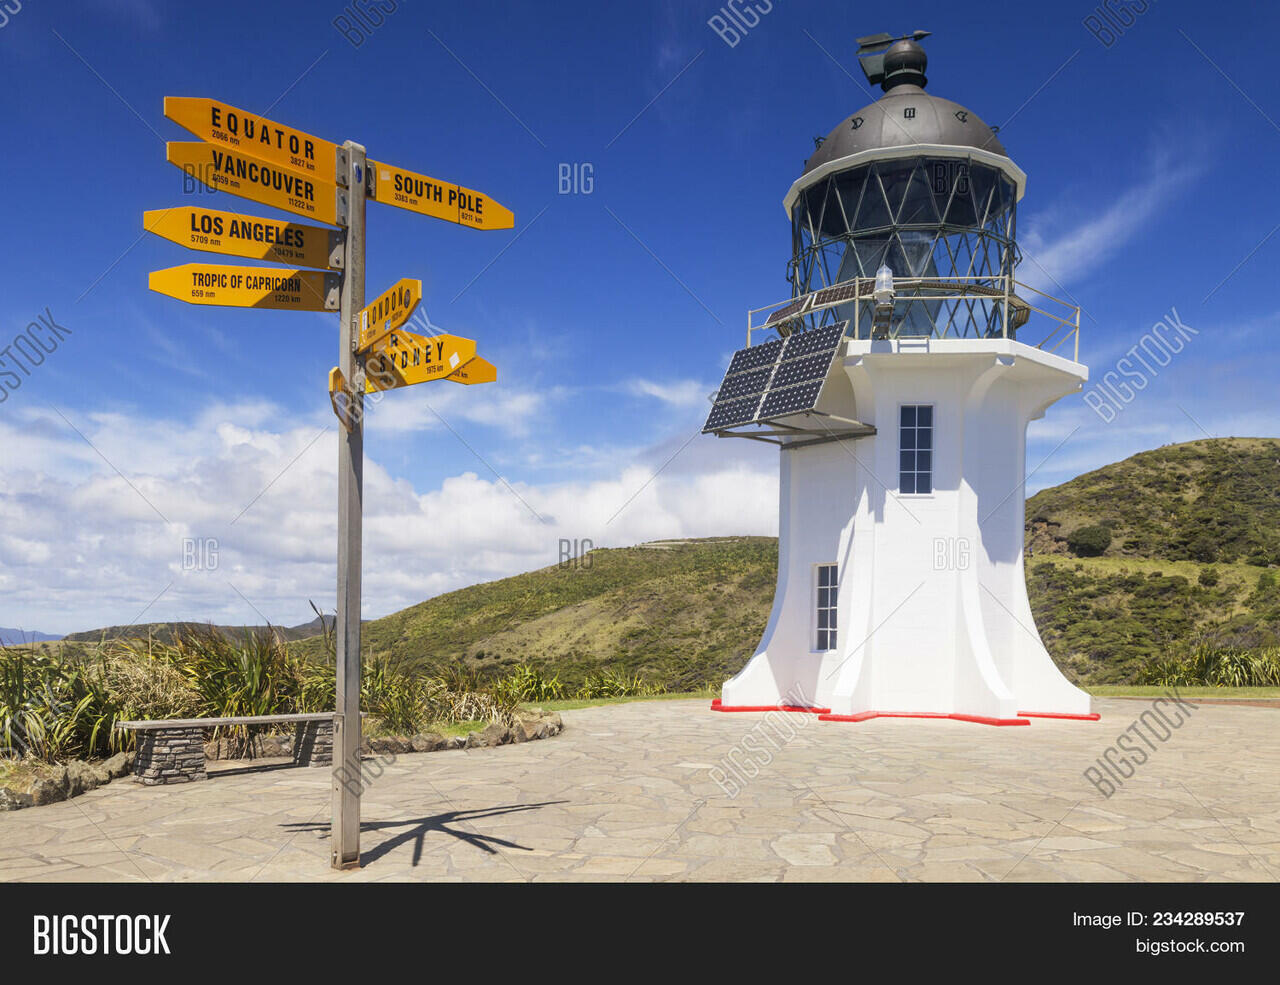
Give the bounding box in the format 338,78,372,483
899,404,934,494
815,564,838,651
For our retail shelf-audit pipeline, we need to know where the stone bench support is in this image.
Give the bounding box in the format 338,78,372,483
294,719,333,767
134,727,207,786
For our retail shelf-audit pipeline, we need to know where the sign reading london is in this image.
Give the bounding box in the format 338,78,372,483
165,97,339,186
168,142,338,224
144,208,342,270
357,278,421,352
149,263,339,310
370,160,513,230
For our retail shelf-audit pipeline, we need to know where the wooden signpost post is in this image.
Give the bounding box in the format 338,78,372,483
147,98,511,870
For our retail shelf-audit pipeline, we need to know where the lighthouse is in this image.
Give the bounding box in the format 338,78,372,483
705,32,1096,725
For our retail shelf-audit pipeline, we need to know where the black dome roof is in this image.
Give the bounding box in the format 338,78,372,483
803,84,1007,177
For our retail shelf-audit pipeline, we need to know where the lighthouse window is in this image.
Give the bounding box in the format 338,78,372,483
899,404,933,494
815,563,838,651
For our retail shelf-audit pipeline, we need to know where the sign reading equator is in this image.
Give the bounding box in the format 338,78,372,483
369,160,514,230
149,263,339,311
165,97,339,186
144,207,342,270
167,142,339,225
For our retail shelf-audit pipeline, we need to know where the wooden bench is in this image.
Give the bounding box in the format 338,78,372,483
114,713,336,785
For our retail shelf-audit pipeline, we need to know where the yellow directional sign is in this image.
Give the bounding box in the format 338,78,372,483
149,263,339,311
167,142,339,225
356,278,421,352
369,160,513,231
165,97,339,186
328,367,355,432
443,355,497,386
364,330,478,392
143,207,342,270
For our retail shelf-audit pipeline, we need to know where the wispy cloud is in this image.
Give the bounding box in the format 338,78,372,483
624,377,708,408
1020,143,1206,292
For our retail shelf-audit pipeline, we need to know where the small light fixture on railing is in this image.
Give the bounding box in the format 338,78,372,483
872,264,894,339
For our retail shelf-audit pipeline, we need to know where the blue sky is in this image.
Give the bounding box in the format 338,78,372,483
2,0,1278,635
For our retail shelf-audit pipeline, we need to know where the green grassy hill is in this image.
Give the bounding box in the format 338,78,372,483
291,537,777,691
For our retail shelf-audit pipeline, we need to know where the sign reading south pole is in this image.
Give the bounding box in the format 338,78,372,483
144,207,342,270
370,160,514,230
168,142,339,225
164,97,339,185
149,263,339,311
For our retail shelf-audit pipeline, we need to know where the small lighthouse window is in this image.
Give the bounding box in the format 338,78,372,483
899,404,933,494
815,563,838,651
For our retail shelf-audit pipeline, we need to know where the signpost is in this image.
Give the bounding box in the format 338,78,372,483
164,97,340,186
147,97,512,871
167,142,340,224
149,263,339,310
144,207,343,270
365,329,479,391
370,159,514,230
441,355,497,386
357,277,421,352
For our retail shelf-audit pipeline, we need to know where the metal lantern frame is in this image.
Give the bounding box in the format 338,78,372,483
788,154,1022,340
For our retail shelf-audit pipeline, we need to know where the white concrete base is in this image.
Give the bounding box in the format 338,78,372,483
721,338,1093,723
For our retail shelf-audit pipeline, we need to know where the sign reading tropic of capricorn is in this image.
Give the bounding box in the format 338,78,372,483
145,95,514,872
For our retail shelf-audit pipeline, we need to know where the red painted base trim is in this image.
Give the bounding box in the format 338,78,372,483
710,699,831,714
817,710,1031,727
1018,711,1101,721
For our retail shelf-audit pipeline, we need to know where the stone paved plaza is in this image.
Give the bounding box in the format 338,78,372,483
1,698,1277,882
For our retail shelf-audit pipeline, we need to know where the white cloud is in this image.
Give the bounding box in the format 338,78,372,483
0,401,777,634
624,377,708,408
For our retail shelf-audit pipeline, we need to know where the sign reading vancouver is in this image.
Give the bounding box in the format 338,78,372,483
167,142,338,224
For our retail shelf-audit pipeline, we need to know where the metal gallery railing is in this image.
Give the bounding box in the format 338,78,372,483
746,274,1080,362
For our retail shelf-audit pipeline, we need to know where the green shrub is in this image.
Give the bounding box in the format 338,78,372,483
1067,524,1112,557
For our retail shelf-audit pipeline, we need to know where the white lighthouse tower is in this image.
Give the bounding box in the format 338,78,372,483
706,33,1096,725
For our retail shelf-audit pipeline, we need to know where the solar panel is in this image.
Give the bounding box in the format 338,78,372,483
725,337,783,375
705,395,761,430
810,281,863,309
703,322,850,434
780,321,847,359
759,380,825,419
715,366,773,401
765,298,806,326
770,352,833,389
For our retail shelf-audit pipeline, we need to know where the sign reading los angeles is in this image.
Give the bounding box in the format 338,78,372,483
144,207,341,270
370,160,514,231
149,263,339,311
168,142,338,225
364,329,478,391
165,97,339,186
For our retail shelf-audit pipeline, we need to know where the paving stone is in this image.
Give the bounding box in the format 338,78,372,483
1,698,1277,881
